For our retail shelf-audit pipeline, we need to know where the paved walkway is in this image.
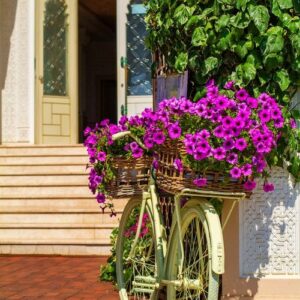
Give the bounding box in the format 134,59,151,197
0,256,119,299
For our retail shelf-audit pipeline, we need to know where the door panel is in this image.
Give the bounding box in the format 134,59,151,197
36,0,78,144
117,0,152,118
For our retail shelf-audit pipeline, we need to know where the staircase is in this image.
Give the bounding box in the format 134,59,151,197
0,145,127,255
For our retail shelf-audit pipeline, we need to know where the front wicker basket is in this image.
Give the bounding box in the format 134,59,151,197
107,156,152,198
156,140,248,196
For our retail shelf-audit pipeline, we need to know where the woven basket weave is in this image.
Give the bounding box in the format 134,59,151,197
156,140,248,195
107,156,152,198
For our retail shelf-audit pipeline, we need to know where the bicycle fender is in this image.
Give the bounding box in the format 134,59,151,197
186,199,225,274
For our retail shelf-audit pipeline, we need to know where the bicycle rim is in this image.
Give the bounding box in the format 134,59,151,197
116,198,158,300
166,206,219,300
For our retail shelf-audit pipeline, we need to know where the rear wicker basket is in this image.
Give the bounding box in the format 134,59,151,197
156,140,248,195
107,156,152,198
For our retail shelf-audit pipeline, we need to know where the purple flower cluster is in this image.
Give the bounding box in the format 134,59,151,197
85,80,287,206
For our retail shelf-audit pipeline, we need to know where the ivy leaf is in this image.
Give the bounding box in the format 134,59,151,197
277,0,293,9
192,27,207,46
175,52,188,72
203,56,219,74
185,15,204,32
248,5,270,33
263,27,284,54
234,42,248,58
271,0,283,18
275,69,291,91
230,12,251,29
173,4,195,25
236,62,256,85
290,34,300,57
236,0,250,11
263,53,284,71
215,14,230,31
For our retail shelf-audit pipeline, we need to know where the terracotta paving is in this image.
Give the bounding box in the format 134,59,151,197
0,256,119,300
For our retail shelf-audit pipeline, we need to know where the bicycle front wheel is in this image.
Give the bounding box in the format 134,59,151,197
166,206,219,300
116,197,158,300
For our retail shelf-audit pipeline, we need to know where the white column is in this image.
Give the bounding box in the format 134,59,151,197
1,0,35,144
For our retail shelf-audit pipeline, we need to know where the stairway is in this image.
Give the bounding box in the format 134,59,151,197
0,145,127,255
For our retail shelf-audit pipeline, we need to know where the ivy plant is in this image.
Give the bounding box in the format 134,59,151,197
145,0,300,181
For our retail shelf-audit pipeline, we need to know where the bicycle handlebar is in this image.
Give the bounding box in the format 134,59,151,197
112,131,147,150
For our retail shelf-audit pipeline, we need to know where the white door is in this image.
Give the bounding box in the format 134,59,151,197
36,0,78,144
117,0,153,118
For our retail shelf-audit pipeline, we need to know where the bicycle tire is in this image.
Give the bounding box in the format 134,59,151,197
116,197,159,300
166,205,219,300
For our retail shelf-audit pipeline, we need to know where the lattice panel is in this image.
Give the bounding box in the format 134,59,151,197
240,167,300,277
43,0,68,96
126,6,152,96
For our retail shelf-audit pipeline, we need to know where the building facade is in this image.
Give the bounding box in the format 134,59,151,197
0,0,300,299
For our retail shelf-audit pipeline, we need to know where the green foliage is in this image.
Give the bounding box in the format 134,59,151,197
144,0,300,181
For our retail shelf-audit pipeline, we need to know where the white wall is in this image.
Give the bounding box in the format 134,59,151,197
0,0,35,144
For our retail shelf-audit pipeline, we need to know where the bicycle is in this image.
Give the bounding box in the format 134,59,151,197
113,131,246,300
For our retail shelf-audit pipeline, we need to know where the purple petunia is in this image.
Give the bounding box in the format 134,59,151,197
224,80,235,90
168,123,182,139
235,138,247,151
97,151,107,162
263,182,275,192
96,193,106,203
132,147,144,159
153,131,166,145
241,163,252,176
236,89,249,101
213,147,226,160
226,152,238,164
174,158,183,172
193,177,207,187
230,166,242,179
244,180,256,191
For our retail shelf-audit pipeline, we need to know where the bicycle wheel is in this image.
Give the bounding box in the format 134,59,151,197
116,197,158,300
166,205,219,300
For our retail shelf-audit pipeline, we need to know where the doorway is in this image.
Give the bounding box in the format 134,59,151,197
78,0,117,142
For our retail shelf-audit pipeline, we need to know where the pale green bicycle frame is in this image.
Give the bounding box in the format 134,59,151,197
113,131,246,299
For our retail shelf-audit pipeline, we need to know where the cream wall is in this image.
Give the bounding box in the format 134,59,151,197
0,0,35,144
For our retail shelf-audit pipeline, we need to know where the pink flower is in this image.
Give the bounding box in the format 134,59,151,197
244,180,256,191
168,123,182,139
224,81,235,90
97,151,106,162
263,183,275,192
242,163,253,176
213,147,226,160
230,166,242,179
174,158,183,172
235,138,247,151
96,193,106,203
290,118,297,129
193,177,207,187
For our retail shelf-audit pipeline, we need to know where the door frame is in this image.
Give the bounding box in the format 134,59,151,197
35,0,78,144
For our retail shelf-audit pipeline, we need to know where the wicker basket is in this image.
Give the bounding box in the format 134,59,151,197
156,140,249,196
107,156,152,198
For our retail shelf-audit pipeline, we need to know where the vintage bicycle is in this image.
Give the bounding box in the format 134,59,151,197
113,131,246,300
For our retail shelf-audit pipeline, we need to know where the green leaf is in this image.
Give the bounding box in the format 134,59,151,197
263,53,284,71
271,0,283,18
275,69,291,91
173,4,195,25
236,62,256,85
234,42,248,58
236,0,250,11
230,12,251,29
263,27,284,54
277,0,293,9
185,15,204,32
290,34,300,57
215,14,230,31
203,56,219,74
248,5,270,33
192,27,207,47
175,52,188,72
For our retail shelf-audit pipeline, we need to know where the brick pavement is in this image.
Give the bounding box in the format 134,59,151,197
0,256,119,300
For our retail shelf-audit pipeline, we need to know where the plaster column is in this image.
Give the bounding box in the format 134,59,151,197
0,0,35,144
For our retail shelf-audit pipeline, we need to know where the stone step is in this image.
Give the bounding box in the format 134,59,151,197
0,155,88,165
0,212,122,224
0,164,89,175
0,175,89,186
0,198,128,210
0,186,92,198
0,243,111,255
0,227,114,240
0,145,86,156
